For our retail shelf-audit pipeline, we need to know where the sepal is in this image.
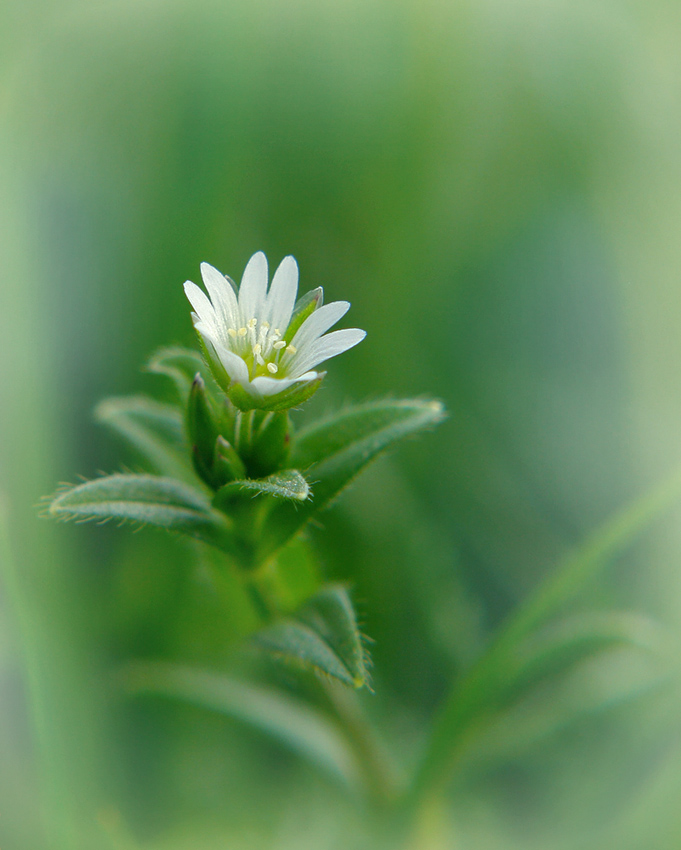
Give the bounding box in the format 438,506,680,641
285,286,323,341
227,372,326,414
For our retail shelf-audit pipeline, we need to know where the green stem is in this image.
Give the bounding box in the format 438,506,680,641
233,410,242,452
239,409,256,454
245,576,275,623
233,548,402,809
0,501,92,849
318,678,403,808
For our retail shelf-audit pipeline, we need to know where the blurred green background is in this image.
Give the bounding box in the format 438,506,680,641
3,0,681,847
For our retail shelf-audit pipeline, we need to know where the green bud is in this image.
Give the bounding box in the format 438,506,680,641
187,373,220,486
248,412,292,478
213,435,246,485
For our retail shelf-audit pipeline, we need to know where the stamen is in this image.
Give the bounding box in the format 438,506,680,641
247,318,257,329
228,328,237,339
273,340,286,350
267,363,278,374
253,343,262,355
238,327,247,337
261,321,270,331
286,344,297,355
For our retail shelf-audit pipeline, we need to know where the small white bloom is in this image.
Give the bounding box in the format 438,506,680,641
184,251,365,408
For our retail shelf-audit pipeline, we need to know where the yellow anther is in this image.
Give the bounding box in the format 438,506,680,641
286,344,297,355
267,362,278,374
247,318,257,329
238,327,247,337
228,328,237,338
261,321,270,330
253,343,262,355
273,340,286,350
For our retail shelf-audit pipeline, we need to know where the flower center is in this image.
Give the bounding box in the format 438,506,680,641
226,317,297,379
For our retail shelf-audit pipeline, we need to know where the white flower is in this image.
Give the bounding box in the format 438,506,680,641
184,251,365,408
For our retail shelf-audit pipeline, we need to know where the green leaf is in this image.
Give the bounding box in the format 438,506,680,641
121,662,363,791
258,399,445,563
503,611,668,702
214,469,310,507
146,346,212,403
462,643,668,773
95,395,193,481
407,463,681,809
47,474,234,552
254,585,370,689
291,398,446,469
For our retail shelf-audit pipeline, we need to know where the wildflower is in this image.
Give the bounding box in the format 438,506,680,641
184,251,365,410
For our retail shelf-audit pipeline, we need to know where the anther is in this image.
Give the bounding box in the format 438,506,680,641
238,327,247,337
273,340,286,350
286,344,297,355
267,363,278,374
228,328,237,338
253,343,262,355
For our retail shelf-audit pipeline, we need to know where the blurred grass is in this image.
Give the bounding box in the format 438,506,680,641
3,0,681,847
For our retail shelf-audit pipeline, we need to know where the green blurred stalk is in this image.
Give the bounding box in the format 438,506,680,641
1,498,120,849
405,464,681,820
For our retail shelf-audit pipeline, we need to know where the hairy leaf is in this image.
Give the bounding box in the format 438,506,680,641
254,585,370,689
214,469,310,507
47,474,234,552
258,399,445,563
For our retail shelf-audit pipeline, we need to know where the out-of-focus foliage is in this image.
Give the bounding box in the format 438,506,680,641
4,0,681,847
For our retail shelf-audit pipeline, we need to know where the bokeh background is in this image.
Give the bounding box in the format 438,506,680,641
3,0,681,847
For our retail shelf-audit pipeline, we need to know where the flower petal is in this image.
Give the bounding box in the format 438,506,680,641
289,301,350,351
250,371,319,397
201,262,239,333
263,255,298,333
212,341,250,386
292,328,366,374
184,281,217,334
238,251,268,323
197,326,250,386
